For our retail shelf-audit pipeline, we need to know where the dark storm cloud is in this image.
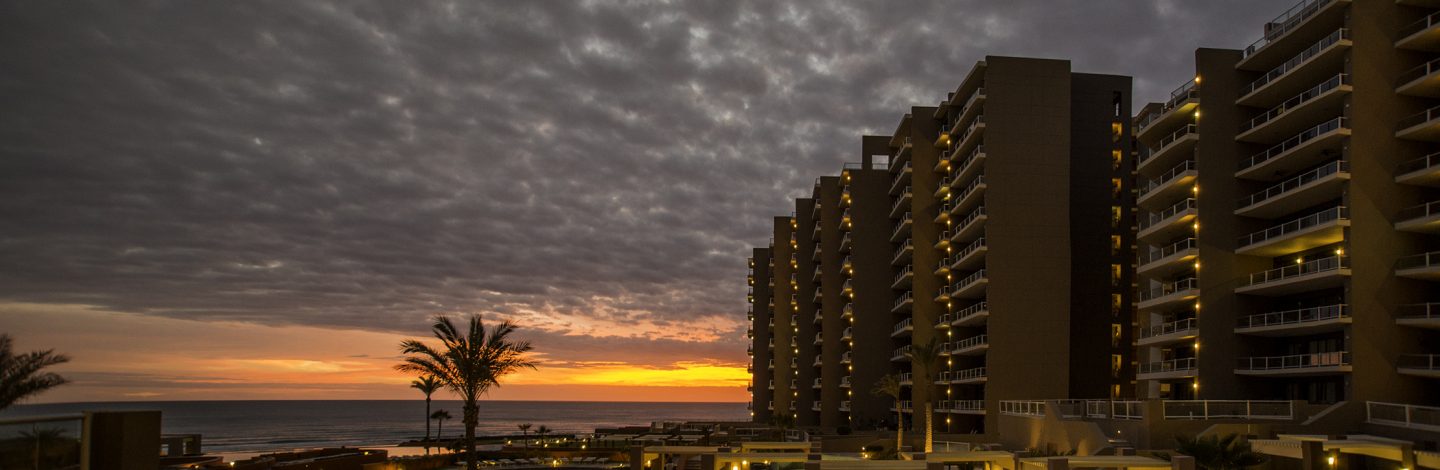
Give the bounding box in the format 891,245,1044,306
1,1,1282,349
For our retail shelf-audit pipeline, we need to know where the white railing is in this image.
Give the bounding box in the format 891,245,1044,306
953,206,987,236
891,212,912,240
951,145,986,178
840,376,851,387
953,366,986,382
892,239,913,263
1237,351,1350,370
952,269,987,293
954,301,988,322
892,265,913,285
1138,277,1199,303
1238,161,1348,209
1399,302,1440,321
1398,151,1440,177
953,237,987,265
1084,400,1145,420
1138,357,1197,375
1163,400,1293,420
1140,238,1197,266
953,400,985,412
1241,117,1348,171
892,291,913,311
1146,124,1198,158
1237,304,1348,329
1140,198,1197,231
842,327,853,340
1139,317,1196,340
892,345,912,360
892,318,912,335
841,352,852,364
898,372,912,384
1139,78,1199,131
1241,28,1349,96
934,313,953,327
1367,402,1440,432
1397,200,1440,224
1401,10,1440,41
1241,0,1337,59
999,401,1046,417
1237,206,1347,248
1398,250,1440,271
952,334,988,352
1241,255,1347,288
1399,354,1440,372
840,400,850,411
1139,160,1197,198
1239,74,1348,133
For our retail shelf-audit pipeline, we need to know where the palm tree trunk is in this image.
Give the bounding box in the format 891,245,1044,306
464,401,479,470
924,402,933,453
896,407,904,455
437,418,443,440
425,397,432,442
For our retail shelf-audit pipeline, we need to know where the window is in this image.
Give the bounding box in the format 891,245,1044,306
1111,294,1123,316
1111,206,1123,227
1111,264,1123,286
1111,324,1123,347
1111,235,1123,255
1111,354,1124,378
1111,121,1123,142
1112,178,1124,199
1111,149,1123,170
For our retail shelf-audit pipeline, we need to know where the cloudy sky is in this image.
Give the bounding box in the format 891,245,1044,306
0,0,1285,403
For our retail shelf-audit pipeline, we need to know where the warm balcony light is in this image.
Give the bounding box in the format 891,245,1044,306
1192,185,1198,194
1194,75,1202,85
1296,257,1304,264
1335,248,1344,256
1193,110,1200,120
1327,456,1336,466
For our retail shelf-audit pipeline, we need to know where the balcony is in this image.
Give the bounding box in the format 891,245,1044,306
1401,58,1440,100
891,291,913,313
1397,354,1440,378
935,313,952,329
1401,105,1440,142
1235,206,1348,257
952,366,987,384
1136,318,1198,347
842,327,853,341
1396,250,1440,280
1236,255,1349,295
951,269,988,299
1138,198,1197,243
943,88,986,140
1236,304,1350,336
899,372,913,386
890,186,912,218
1237,117,1349,181
1137,357,1198,380
840,232,852,252
1238,73,1350,144
1137,277,1199,312
1138,238,1199,279
1162,400,1294,420
813,332,823,345
1237,0,1348,71
891,317,913,338
840,400,850,412
951,334,989,356
952,116,986,157
890,212,912,242
1139,124,1199,175
1397,302,1440,329
812,355,822,367
1238,29,1351,108
1236,351,1351,376
1138,160,1198,210
948,206,987,245
952,300,990,327
949,145,987,191
946,237,988,273
892,239,913,266
891,138,913,172
1395,200,1440,234
1397,151,1440,186
891,265,913,290
892,345,912,362
952,400,986,415
841,352,852,365
1366,401,1440,433
812,402,821,412
1398,10,1440,51
1235,160,1349,218
889,163,913,196
1137,78,1200,142
842,303,853,319
948,175,987,217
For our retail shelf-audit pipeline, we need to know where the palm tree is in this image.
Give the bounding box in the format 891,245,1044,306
871,373,903,453
432,410,452,442
1161,434,1267,470
518,423,532,453
0,335,71,411
535,425,550,448
397,315,537,470
906,338,944,453
769,413,795,441
412,376,442,442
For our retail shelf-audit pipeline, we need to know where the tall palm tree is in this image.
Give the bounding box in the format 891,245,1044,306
398,315,537,470
535,425,550,448
518,423,532,453
1164,434,1267,470
432,410,452,442
871,374,903,453
0,334,71,411
411,376,442,442
906,338,944,453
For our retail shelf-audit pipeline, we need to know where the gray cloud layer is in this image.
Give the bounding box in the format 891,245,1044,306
1,1,1283,354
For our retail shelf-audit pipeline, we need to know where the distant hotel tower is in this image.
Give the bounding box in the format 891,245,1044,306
748,56,1136,437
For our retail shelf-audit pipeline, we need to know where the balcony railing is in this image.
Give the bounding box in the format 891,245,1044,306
1138,357,1197,375
952,400,986,413
1147,124,1198,156
954,269,987,291
1241,255,1348,288
1240,29,1349,97
1399,302,1440,322
1240,74,1348,134
1398,354,1440,373
1366,402,1440,432
1238,161,1347,210
1401,10,1440,42
1241,0,1338,60
952,334,988,353
1237,304,1348,329
891,186,912,214
1398,104,1440,131
953,206,987,236
1085,400,1145,420
893,265,913,285
1399,57,1440,90
954,301,988,323
1139,317,1196,340
893,239,913,263
841,352,852,364
1237,206,1347,248
953,237,986,264
1139,78,1200,132
892,345,912,361
891,212,912,240
1397,250,1440,271
1138,277,1199,303
953,366,987,382
1396,200,1440,225
1398,151,1440,177
1163,400,1294,420
999,400,1046,417
1237,351,1350,371
1140,198,1197,232
951,145,986,178
1140,238,1198,266
898,372,913,385
1241,117,1347,172
1139,160,1197,199
892,317,912,335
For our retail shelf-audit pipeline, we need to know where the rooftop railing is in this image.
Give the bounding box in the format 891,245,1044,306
1139,160,1197,198
1140,238,1197,266
1163,400,1294,420
1241,29,1349,97
1241,255,1347,288
1139,317,1197,340
1238,161,1347,209
1240,73,1348,134
1237,351,1350,371
1237,304,1348,329
1241,0,1337,60
1241,117,1347,171
1237,206,1347,248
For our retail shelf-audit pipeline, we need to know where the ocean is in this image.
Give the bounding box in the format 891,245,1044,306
0,400,747,453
